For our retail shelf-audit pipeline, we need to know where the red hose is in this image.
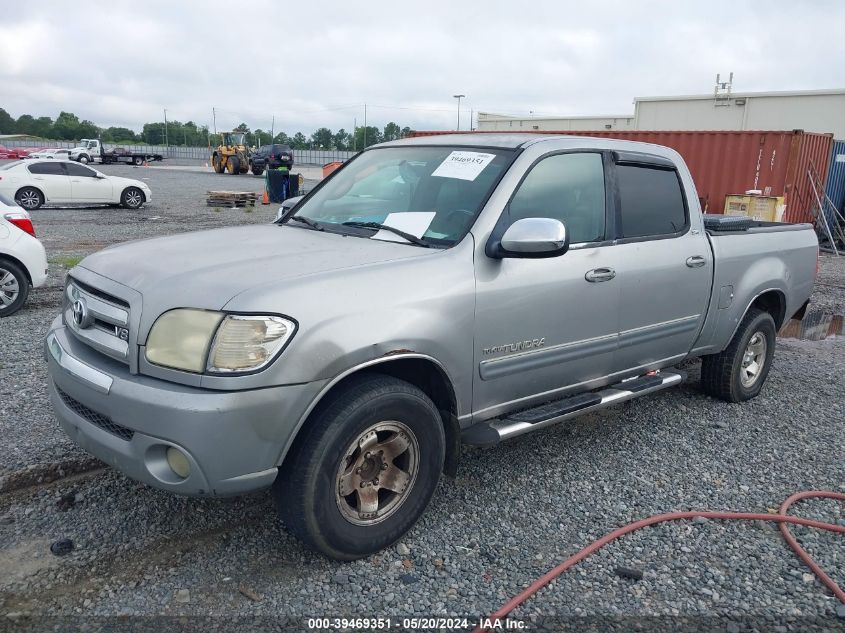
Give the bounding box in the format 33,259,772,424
473,491,845,632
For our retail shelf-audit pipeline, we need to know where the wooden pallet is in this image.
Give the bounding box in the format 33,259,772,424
206,191,258,207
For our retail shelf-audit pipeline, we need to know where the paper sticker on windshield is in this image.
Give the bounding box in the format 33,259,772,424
373,212,436,243
431,151,496,181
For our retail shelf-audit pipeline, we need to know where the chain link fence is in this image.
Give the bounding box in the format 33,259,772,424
2,139,356,165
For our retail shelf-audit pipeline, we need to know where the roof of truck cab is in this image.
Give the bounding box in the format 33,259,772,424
378,133,551,149
377,133,681,157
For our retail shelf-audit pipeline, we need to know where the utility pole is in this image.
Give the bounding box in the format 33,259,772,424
212,107,217,135
470,108,474,131
363,104,367,148
453,95,465,131
353,117,357,152
271,115,275,140
163,108,169,148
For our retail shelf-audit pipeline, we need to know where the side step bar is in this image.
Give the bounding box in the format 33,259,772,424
462,370,687,447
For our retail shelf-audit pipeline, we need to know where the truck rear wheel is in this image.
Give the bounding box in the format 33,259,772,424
700,307,776,403
273,374,445,560
133,156,143,166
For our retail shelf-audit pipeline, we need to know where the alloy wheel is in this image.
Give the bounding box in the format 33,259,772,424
125,190,143,208
0,268,20,310
335,421,419,526
740,331,767,387
18,190,40,209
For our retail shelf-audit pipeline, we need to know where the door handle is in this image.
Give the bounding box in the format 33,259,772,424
585,267,616,283
686,255,706,268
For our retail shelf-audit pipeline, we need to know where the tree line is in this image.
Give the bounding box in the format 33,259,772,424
0,108,412,150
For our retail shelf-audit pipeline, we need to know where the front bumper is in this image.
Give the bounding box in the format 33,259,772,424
45,318,325,496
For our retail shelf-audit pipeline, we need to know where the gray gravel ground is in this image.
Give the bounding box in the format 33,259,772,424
1,172,843,629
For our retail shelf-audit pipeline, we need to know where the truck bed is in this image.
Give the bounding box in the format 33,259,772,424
691,219,817,356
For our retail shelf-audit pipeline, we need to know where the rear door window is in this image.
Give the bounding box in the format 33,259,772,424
65,163,98,178
28,162,66,176
616,164,687,238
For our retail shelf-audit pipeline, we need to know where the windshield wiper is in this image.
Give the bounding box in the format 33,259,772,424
287,215,324,231
341,221,432,248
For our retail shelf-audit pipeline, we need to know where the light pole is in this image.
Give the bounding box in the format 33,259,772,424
163,108,169,149
453,94,465,131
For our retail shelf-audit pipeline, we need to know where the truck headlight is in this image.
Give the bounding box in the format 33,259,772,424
207,315,294,373
145,309,224,373
145,310,295,374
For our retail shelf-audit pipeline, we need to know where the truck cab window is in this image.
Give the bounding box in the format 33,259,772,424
508,153,606,244
617,164,687,238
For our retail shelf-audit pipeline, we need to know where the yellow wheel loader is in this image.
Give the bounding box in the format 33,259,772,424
210,132,251,175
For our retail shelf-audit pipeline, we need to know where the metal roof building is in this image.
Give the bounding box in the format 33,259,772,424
477,88,845,138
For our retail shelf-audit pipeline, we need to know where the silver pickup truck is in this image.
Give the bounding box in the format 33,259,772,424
45,134,817,559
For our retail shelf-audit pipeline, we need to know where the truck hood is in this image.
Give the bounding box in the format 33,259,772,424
78,224,433,311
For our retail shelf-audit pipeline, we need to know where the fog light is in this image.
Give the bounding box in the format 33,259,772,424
166,447,191,479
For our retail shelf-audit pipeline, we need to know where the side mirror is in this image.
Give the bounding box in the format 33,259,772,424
492,217,569,258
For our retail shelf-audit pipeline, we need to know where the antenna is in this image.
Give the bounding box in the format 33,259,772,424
714,72,734,107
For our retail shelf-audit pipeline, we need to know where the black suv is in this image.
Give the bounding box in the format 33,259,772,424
249,144,294,175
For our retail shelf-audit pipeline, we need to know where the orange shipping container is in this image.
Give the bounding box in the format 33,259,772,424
407,129,833,224
322,161,344,179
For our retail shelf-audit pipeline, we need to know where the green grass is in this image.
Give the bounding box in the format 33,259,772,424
50,256,83,268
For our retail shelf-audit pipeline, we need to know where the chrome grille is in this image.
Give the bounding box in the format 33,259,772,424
56,387,134,441
65,280,130,364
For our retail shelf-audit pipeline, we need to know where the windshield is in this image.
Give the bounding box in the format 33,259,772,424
290,146,512,246
225,133,245,145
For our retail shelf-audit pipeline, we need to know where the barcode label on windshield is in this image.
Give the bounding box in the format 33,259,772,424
431,151,496,181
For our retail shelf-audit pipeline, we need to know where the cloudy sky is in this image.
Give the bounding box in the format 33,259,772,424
2,1,844,136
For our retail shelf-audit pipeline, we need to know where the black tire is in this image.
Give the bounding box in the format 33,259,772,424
121,187,145,209
0,259,30,317
78,154,90,164
133,156,143,166
15,187,43,211
227,156,240,174
701,307,776,403
252,166,264,176
273,374,445,560
212,155,225,174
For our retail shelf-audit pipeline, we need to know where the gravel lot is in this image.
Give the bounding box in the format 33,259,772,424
0,168,843,629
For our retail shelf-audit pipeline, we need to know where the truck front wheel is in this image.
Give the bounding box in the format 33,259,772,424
700,307,776,403
78,154,90,164
273,374,445,560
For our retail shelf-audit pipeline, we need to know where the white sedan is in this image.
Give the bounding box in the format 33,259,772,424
0,160,152,210
25,149,72,160
0,193,48,316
